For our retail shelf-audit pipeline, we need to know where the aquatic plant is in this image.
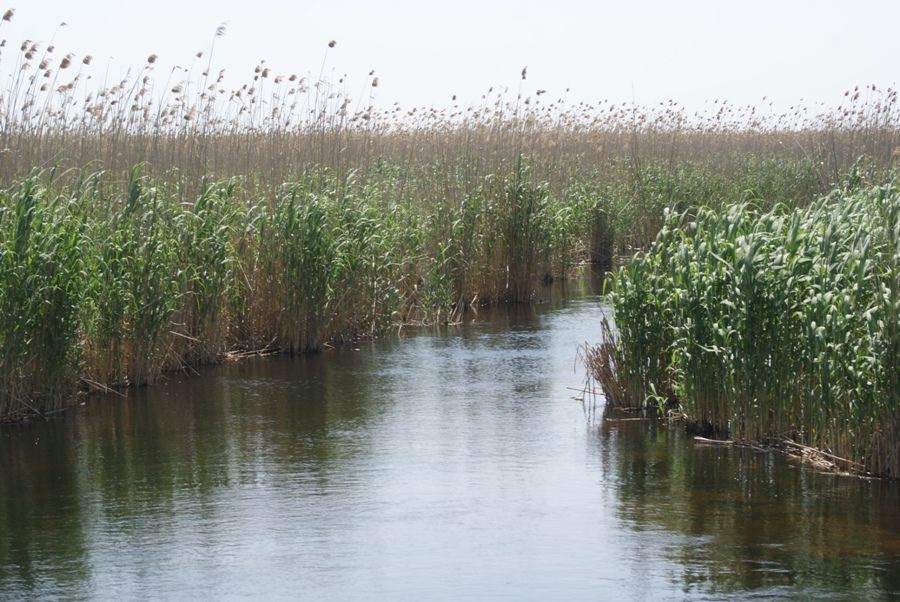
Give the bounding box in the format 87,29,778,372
0,10,896,225
0,11,897,423
81,166,185,387
0,177,85,418
590,180,900,477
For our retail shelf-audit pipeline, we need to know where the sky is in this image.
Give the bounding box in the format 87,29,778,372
2,0,898,114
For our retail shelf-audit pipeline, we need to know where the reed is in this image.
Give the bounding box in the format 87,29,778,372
589,175,900,477
0,176,85,418
0,13,898,425
0,165,593,418
81,166,185,387
0,11,897,203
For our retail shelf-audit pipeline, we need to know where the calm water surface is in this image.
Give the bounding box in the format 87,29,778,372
1,281,898,600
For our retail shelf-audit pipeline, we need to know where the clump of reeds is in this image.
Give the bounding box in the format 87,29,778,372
0,176,85,418
81,166,185,387
0,164,596,419
590,176,900,477
0,12,897,424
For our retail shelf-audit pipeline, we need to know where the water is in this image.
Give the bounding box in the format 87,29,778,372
1,281,898,600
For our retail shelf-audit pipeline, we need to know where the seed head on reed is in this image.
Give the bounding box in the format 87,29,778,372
2,8,13,21
328,39,336,48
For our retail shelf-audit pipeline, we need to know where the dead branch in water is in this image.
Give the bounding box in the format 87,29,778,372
776,438,865,469
80,378,126,398
693,436,734,445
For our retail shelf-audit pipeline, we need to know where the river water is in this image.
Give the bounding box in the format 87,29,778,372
1,280,898,600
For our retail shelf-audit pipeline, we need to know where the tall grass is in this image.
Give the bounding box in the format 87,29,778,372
81,167,184,387
0,10,897,196
589,177,900,477
0,12,897,423
0,166,595,419
0,177,84,418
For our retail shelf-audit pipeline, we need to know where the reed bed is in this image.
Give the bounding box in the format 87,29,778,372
0,166,596,420
588,177,900,477
0,11,898,424
0,10,897,195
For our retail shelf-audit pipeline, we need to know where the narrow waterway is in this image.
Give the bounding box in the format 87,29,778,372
1,280,898,600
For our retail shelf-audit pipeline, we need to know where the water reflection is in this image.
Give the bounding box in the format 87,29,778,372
0,278,897,600
594,417,900,598
0,420,89,595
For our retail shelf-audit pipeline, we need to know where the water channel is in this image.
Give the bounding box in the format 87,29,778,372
1,280,898,600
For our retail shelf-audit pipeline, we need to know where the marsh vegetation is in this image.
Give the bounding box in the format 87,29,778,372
587,178,900,476
0,7,898,468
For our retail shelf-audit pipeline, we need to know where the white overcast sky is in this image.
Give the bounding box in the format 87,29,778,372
3,0,898,113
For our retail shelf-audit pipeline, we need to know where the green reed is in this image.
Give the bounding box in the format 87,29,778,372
0,165,603,420
82,167,185,387
0,13,897,426
179,177,241,363
0,178,85,418
590,177,900,476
